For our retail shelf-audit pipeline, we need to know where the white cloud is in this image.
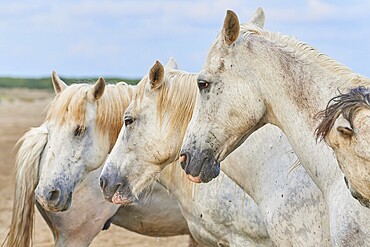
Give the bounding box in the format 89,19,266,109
0,0,369,77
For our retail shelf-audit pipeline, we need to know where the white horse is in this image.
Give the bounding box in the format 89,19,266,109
100,59,331,246
316,86,370,207
4,73,194,247
180,8,370,246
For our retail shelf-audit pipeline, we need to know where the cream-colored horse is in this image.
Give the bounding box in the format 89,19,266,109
180,8,370,246
35,73,131,212
100,59,331,246
316,86,370,207
100,60,273,247
4,73,194,247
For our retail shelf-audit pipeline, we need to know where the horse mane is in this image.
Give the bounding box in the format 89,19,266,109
134,70,198,140
46,82,135,148
239,23,370,89
315,86,370,140
3,125,48,247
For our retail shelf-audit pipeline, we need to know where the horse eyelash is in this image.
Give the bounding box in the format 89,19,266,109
74,125,86,137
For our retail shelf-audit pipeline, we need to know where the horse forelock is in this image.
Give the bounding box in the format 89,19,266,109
98,83,135,148
159,71,198,139
46,84,88,127
133,70,198,141
315,86,370,140
46,83,135,148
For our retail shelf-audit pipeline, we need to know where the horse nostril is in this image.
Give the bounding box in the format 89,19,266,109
179,153,188,169
114,182,123,193
48,189,60,203
179,154,187,163
100,177,106,190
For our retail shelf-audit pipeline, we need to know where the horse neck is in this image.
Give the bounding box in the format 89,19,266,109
221,125,299,205
250,41,358,196
159,162,195,205
220,141,263,203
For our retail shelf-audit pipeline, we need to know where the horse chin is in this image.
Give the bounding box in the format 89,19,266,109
199,161,221,183
350,190,370,208
346,179,370,208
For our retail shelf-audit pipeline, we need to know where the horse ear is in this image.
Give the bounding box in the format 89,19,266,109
149,61,164,89
51,71,68,94
164,57,178,70
89,77,106,101
250,7,265,29
335,114,354,138
222,10,240,45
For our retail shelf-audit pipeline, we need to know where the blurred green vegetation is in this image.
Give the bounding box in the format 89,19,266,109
0,77,140,90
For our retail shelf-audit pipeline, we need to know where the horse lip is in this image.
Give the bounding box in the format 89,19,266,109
111,183,134,205
187,174,201,183
112,190,133,205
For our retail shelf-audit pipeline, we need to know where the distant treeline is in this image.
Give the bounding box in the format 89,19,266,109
0,77,140,90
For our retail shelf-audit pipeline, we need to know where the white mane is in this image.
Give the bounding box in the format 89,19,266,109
240,23,370,89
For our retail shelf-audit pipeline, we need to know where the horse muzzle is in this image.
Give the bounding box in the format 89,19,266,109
35,183,72,212
99,168,134,205
179,148,221,183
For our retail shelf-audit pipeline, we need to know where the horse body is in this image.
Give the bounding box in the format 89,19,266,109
5,74,194,247
180,8,370,246
100,59,330,246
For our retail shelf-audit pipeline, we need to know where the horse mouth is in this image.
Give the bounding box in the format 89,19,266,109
109,183,134,205
187,174,201,183
112,190,133,205
351,190,370,208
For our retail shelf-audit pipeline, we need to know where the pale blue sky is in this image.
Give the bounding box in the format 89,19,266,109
1,0,369,78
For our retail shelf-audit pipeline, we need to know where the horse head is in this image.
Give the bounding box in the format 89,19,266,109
180,8,268,183
316,86,370,207
35,72,133,211
99,58,198,204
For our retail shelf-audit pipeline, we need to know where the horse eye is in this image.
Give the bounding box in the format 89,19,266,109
124,116,134,126
74,125,85,137
198,80,209,90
